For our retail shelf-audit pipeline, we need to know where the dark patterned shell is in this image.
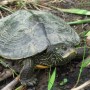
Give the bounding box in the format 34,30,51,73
0,10,80,59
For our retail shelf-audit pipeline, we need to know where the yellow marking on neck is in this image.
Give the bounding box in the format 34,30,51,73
35,65,49,69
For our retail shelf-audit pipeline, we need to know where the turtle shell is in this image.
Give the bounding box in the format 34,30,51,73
0,10,80,59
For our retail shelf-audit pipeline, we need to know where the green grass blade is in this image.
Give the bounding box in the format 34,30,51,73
0,59,18,76
15,86,21,90
85,31,90,36
15,85,24,90
0,59,9,67
74,41,86,87
60,8,90,15
82,58,90,68
50,6,90,15
48,68,56,90
0,5,13,13
68,19,90,25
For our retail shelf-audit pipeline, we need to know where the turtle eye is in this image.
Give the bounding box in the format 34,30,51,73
55,47,58,50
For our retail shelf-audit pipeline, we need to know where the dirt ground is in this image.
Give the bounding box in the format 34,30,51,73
0,0,90,90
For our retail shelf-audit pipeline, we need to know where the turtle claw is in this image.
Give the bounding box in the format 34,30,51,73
27,78,37,86
21,78,38,86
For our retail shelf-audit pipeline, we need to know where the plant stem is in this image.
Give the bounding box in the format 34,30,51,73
74,40,86,88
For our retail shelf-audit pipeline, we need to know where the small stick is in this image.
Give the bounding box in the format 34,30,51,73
0,0,49,5
1,75,20,90
0,69,13,81
0,0,16,5
71,80,90,90
0,0,33,5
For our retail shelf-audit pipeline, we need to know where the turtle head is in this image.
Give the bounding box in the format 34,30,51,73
60,48,77,60
47,44,77,60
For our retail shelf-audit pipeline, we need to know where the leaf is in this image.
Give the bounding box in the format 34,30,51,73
0,59,18,76
0,59,9,67
0,5,13,13
60,8,90,15
85,31,90,36
48,68,56,90
82,58,90,68
68,19,90,25
50,6,90,15
15,85,25,90
79,31,89,37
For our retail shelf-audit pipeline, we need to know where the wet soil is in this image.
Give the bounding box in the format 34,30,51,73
1,0,90,90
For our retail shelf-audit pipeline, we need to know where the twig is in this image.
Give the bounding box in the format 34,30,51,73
0,0,18,5
0,5,13,13
0,0,32,5
0,69,13,81
0,0,49,5
0,0,16,5
1,75,20,90
71,80,90,90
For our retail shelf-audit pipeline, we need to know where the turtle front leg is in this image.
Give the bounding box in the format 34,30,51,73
20,59,37,86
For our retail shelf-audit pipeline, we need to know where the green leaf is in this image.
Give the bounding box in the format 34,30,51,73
68,19,90,25
0,5,13,13
48,68,56,90
82,58,90,68
85,31,90,36
15,85,24,90
50,6,90,15
60,78,68,86
0,59,9,67
79,31,89,37
0,59,18,76
60,8,90,15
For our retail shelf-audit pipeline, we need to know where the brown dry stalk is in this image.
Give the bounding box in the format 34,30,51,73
0,0,52,5
1,75,20,90
71,80,90,90
0,69,13,81
0,0,16,5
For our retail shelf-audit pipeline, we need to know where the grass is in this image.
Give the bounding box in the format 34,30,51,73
49,7,90,15
68,19,90,25
48,68,56,90
74,41,86,87
0,59,18,76
0,5,13,13
15,85,25,90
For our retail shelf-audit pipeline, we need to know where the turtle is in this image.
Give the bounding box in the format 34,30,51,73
0,10,89,86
